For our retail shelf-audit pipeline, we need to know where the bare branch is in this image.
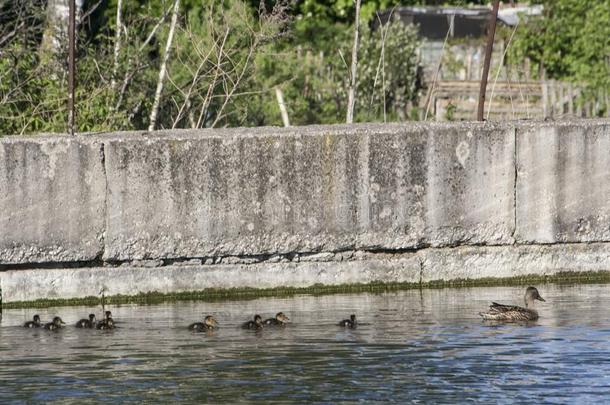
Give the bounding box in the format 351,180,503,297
346,0,361,124
148,0,180,132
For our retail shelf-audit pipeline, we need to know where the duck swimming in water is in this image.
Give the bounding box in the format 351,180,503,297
264,312,290,326
479,286,546,322
44,316,65,330
97,318,115,330
188,315,219,332
96,311,115,330
338,314,357,328
23,314,42,328
76,314,96,328
242,314,264,330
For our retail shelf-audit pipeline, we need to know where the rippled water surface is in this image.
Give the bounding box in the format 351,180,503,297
1,283,610,403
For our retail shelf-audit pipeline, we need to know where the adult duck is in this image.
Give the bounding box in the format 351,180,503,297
479,286,546,322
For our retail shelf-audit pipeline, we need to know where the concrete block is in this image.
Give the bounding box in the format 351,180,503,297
103,124,515,261
421,243,610,282
0,255,421,302
0,136,105,264
516,123,610,243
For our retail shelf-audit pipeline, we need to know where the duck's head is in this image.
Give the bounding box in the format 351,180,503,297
88,314,96,322
254,314,263,325
524,287,545,307
350,314,356,322
52,316,66,326
276,312,290,322
204,315,218,327
105,311,112,319
33,314,41,323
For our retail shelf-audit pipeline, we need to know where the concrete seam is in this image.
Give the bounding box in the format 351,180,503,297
512,126,518,243
3,241,610,271
100,141,108,262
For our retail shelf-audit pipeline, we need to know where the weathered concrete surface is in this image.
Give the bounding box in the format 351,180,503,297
0,120,609,303
1,243,608,303
421,242,610,282
103,123,515,261
516,122,610,243
0,136,105,264
0,255,421,302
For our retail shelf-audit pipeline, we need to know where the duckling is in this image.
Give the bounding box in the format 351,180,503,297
242,314,264,330
97,318,115,330
23,314,42,328
96,311,115,330
76,314,96,328
338,314,357,328
479,286,546,322
188,315,219,332
264,312,290,326
44,316,65,330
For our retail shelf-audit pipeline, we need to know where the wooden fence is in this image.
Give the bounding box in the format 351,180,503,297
426,80,608,121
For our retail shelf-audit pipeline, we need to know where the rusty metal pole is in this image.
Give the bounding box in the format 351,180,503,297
477,0,500,121
68,0,76,135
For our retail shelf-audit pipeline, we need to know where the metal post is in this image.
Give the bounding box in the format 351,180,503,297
68,0,76,135
477,0,500,121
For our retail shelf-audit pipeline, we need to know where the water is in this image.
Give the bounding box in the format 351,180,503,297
1,283,610,403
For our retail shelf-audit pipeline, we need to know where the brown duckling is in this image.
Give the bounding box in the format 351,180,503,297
242,314,264,330
97,317,115,330
76,314,96,328
479,286,546,322
338,314,357,328
96,311,115,330
44,316,66,330
264,312,290,326
23,314,42,328
188,315,219,332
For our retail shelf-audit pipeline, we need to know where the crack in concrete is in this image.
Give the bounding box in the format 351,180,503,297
3,241,610,272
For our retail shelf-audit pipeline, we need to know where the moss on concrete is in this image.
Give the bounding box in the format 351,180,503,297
3,270,610,309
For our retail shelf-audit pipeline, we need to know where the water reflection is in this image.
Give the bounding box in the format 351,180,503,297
1,284,610,402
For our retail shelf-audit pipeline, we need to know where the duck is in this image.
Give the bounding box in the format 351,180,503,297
97,318,115,330
44,316,66,330
242,314,264,330
76,314,96,328
188,315,219,332
338,314,357,328
264,312,290,326
23,314,42,328
96,311,115,330
479,286,546,322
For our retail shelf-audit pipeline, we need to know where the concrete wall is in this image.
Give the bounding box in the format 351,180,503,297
1,120,609,302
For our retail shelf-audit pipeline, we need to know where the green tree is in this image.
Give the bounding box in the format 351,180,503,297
510,0,610,112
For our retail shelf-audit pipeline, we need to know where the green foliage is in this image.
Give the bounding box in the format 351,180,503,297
510,0,610,108
247,20,421,125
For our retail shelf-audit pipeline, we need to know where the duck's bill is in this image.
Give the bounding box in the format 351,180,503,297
537,296,546,302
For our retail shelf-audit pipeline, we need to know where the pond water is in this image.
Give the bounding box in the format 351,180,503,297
1,283,610,403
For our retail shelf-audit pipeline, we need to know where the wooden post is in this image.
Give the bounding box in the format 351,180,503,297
568,82,574,117
477,0,500,121
275,88,290,127
542,81,549,118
